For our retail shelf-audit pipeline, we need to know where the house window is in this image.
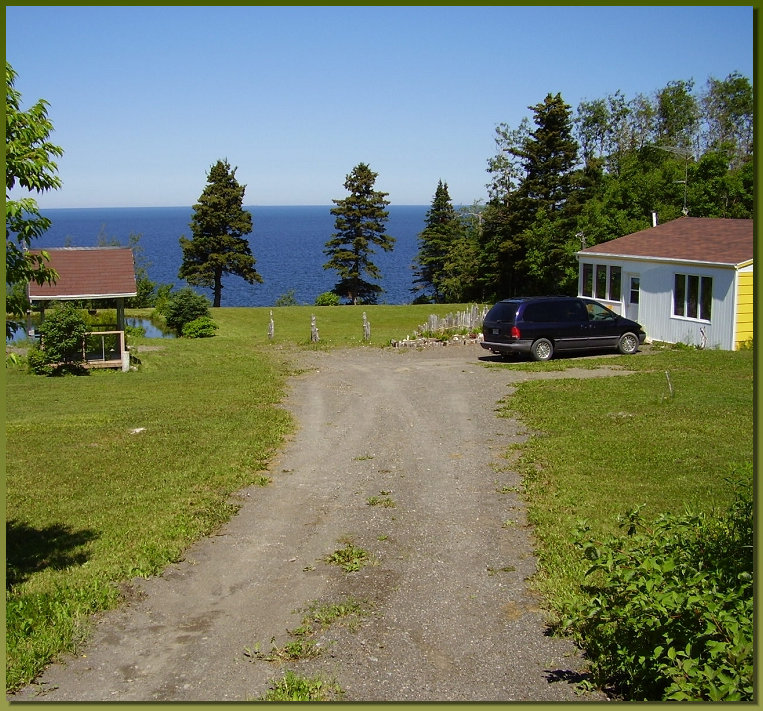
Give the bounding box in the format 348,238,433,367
595,265,607,299
674,274,712,320
629,276,640,304
582,264,593,297
609,266,622,301
582,263,621,301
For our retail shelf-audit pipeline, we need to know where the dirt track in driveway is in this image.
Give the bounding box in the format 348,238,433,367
11,344,625,703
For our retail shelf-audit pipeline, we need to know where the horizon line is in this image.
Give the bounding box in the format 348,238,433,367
37,203,441,211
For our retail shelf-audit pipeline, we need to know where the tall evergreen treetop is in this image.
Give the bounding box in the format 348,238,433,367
518,93,579,215
324,162,394,304
412,180,462,302
179,159,261,307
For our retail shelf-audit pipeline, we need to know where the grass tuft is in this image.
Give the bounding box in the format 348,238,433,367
259,670,343,701
324,542,372,572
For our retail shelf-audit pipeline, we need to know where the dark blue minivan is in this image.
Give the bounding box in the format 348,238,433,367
481,296,646,361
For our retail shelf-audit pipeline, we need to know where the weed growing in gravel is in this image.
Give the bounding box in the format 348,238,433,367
244,636,322,662
246,596,371,668
354,453,375,461
297,597,371,634
496,485,520,494
366,491,396,508
325,542,372,572
487,565,516,576
259,671,343,701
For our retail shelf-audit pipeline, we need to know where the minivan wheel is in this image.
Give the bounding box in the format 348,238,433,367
617,332,640,355
531,338,554,362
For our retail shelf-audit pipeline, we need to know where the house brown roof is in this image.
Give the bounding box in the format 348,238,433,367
579,217,753,266
27,247,137,301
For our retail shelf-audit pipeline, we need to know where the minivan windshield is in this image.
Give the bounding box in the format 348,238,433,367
486,301,520,324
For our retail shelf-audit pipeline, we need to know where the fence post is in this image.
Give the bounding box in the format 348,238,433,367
362,311,371,341
310,314,320,342
268,310,274,340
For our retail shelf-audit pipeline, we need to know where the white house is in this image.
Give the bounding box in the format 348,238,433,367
576,217,753,350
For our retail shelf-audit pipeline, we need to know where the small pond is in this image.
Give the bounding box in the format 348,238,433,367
126,318,175,339
6,318,175,343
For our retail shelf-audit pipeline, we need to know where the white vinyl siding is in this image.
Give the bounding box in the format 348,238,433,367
578,256,739,350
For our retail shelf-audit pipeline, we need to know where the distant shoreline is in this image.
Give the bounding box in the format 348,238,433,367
38,204,433,212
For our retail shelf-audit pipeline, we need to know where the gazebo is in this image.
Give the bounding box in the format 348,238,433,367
27,247,138,371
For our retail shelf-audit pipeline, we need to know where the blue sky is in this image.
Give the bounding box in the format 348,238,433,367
6,5,754,209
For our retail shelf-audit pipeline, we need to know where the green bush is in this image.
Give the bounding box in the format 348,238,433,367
274,289,299,307
26,347,52,376
563,473,753,701
162,287,211,334
182,316,218,339
152,283,174,315
314,291,340,306
28,304,88,375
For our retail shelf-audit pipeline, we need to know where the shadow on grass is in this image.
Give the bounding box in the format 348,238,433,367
6,519,100,589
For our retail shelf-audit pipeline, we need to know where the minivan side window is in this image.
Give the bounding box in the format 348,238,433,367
523,300,587,323
567,300,588,322
585,301,617,321
522,303,545,322
549,301,583,322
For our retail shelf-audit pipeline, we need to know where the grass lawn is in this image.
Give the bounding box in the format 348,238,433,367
5,305,754,692
494,345,754,614
4,303,479,691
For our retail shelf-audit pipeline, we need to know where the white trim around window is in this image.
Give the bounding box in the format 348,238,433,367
673,273,712,321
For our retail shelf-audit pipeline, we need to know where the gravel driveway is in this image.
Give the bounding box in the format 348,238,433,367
11,344,617,702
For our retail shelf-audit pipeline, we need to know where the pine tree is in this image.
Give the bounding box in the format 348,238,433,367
517,93,579,222
324,163,394,304
482,93,580,297
178,159,261,307
412,180,463,302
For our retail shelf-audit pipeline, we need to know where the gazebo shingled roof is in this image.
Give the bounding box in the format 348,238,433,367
27,247,137,301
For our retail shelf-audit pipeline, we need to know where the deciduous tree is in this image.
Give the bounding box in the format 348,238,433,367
5,61,63,338
324,163,394,304
179,159,261,307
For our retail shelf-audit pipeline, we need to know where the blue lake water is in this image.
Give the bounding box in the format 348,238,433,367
32,205,428,308
126,318,175,339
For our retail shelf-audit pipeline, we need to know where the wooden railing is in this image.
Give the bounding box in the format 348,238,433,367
83,330,129,371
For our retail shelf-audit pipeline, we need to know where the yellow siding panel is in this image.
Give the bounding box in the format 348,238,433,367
738,283,754,297
735,271,754,349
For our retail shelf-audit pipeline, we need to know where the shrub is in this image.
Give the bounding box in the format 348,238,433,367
182,316,218,339
152,283,174,316
315,291,340,306
29,303,88,375
26,346,52,376
563,474,753,701
274,289,299,307
162,287,211,334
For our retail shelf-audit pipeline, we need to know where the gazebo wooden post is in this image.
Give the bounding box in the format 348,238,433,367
115,298,125,332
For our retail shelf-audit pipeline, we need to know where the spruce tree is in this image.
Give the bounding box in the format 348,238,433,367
179,159,261,307
324,163,394,304
412,180,462,302
482,93,579,297
517,93,579,222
